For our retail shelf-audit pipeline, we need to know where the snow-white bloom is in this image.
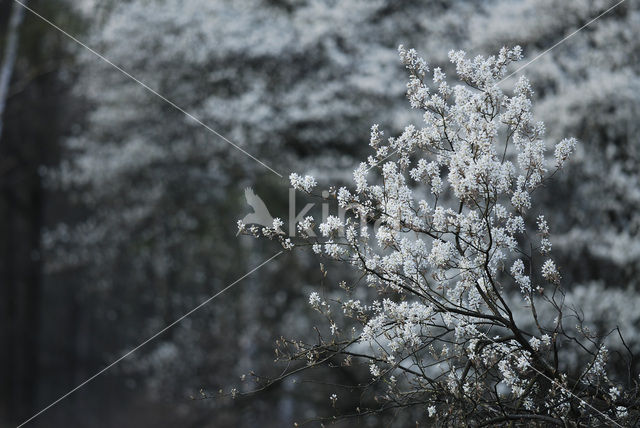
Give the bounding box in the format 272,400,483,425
297,216,315,235
428,405,437,417
537,215,549,235
529,336,541,351
329,393,338,407
541,259,560,283
289,173,317,193
337,187,353,208
281,238,294,250
309,292,321,308
330,322,338,335
427,240,454,268
398,44,428,77
540,238,552,254
609,386,621,400
370,364,381,378
353,162,369,193
319,215,343,237
324,240,344,258
511,181,531,211
617,406,628,418
554,138,577,168
511,259,531,295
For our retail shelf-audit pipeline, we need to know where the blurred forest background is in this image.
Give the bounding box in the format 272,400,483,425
0,0,638,426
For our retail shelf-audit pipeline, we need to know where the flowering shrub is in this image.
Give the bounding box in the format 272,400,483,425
245,46,638,425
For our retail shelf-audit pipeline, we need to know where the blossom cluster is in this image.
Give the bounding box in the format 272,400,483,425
253,46,630,425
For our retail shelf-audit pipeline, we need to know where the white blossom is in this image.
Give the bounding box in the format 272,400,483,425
427,240,454,268
309,292,321,308
289,173,317,193
329,393,337,403
511,259,531,295
369,364,381,378
428,405,436,417
319,216,343,237
541,259,560,283
554,138,577,168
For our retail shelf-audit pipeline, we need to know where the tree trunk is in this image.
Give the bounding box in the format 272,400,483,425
0,0,27,142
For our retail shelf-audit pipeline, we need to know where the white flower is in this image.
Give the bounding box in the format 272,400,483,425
353,162,369,193
511,259,531,295
554,138,577,168
410,159,442,194
330,322,338,335
398,44,428,77
337,187,353,207
616,406,628,418
536,215,549,235
297,216,315,235
319,215,343,237
370,124,383,148
541,259,560,283
370,364,381,377
511,184,531,211
540,238,552,254
529,336,541,351
329,393,338,406
281,238,294,250
433,67,445,83
506,216,525,234
324,241,344,258
309,292,321,307
428,405,437,417
609,386,621,400
289,173,317,193
427,240,454,268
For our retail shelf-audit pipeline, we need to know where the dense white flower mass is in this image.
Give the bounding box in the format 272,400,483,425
252,46,634,426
